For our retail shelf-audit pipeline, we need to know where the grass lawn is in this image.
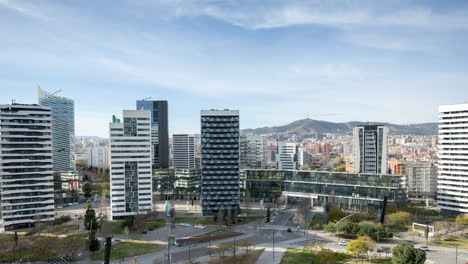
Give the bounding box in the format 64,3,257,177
175,215,264,226
145,219,166,230
237,216,264,225
281,248,316,264
91,239,164,260
431,236,468,249
108,221,125,234
42,224,79,235
107,219,166,234
205,249,264,264
280,248,349,264
193,229,242,238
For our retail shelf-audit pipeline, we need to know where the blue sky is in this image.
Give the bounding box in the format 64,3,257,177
1,0,468,137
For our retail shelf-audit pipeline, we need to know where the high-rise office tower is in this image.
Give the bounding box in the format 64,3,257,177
38,88,75,171
0,104,55,231
277,142,298,170
173,134,195,169
438,103,468,214
405,162,438,198
109,110,153,219
240,135,266,169
201,109,240,215
353,125,388,174
297,147,313,168
87,147,109,168
136,100,169,169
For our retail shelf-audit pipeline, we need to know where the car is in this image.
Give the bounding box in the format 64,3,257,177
420,246,429,251
287,227,292,232
339,240,349,246
193,224,206,229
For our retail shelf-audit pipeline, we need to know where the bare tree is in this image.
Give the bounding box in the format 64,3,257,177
244,190,251,217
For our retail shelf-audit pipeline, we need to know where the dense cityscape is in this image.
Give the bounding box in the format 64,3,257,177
1,1,468,264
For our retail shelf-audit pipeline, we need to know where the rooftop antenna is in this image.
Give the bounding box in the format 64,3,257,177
51,89,62,96
142,97,152,101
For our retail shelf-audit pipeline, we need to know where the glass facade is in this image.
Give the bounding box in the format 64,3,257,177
38,88,75,172
153,169,201,200
201,110,240,215
136,100,169,169
124,161,139,213
243,169,405,210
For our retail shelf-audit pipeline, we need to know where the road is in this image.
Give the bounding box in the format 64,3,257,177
69,208,468,264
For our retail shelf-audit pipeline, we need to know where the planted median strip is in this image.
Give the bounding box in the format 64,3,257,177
176,229,243,246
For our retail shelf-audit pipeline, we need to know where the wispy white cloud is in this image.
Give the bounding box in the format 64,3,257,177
151,0,468,30
0,0,50,20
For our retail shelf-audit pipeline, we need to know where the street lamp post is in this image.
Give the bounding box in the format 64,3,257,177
188,244,191,264
455,244,458,264
233,237,236,264
272,231,275,262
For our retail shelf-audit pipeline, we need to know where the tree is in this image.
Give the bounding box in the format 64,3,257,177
89,231,100,252
387,211,412,226
132,214,146,233
215,244,230,258
124,226,130,239
217,209,224,225
327,208,346,222
357,235,376,251
346,240,368,258
239,241,253,253
357,235,376,260
83,181,92,199
244,190,251,217
85,201,98,230
391,243,426,264
424,225,430,246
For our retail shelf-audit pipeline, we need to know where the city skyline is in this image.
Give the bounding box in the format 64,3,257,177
1,0,468,137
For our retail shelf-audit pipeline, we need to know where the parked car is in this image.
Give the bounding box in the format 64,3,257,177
193,224,206,229
339,240,349,246
287,227,292,232
420,246,429,251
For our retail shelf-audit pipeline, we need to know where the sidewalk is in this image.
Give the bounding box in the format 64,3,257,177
255,237,311,264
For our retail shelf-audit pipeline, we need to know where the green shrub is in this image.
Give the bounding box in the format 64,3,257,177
331,221,393,240
310,214,327,229
316,248,348,263
324,223,337,233
327,208,346,222
54,215,72,225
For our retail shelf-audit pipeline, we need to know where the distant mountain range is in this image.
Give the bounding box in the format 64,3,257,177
242,118,437,138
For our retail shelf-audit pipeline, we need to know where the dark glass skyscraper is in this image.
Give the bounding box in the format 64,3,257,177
201,109,240,215
38,88,75,172
136,100,169,169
